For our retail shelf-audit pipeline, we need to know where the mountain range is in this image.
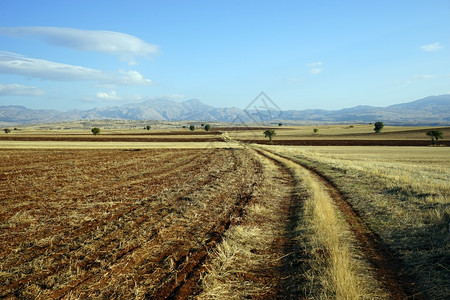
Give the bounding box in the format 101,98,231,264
1,95,449,126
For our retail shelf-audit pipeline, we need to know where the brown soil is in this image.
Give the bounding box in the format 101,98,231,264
0,135,222,142
0,148,262,298
2,134,448,146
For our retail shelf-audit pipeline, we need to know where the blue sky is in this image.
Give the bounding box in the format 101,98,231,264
0,0,449,111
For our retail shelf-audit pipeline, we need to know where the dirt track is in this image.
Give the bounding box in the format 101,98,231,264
255,148,425,299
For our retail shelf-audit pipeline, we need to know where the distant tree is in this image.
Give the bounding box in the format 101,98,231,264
189,125,195,131
201,124,205,127
374,122,384,133
4,128,11,134
263,129,276,143
426,130,443,146
182,126,186,128
278,123,283,126
204,124,211,131
13,128,18,131
91,127,101,135
313,128,319,134
145,125,151,130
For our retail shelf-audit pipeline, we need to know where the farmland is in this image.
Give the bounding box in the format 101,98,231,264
0,125,449,299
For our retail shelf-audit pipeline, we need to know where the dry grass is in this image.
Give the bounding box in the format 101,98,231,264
267,145,450,299
258,149,384,299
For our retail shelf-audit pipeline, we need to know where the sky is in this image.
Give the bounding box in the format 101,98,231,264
0,0,449,112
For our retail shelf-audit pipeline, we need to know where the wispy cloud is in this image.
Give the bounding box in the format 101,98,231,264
96,91,121,101
0,52,152,86
0,26,159,64
307,61,323,75
420,42,444,52
0,83,45,96
404,74,435,84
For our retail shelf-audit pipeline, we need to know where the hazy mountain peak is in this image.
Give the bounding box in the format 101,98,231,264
1,95,449,126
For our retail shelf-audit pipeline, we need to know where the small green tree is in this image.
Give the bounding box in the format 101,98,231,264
263,129,276,143
145,125,151,130
278,123,283,126
4,128,11,134
189,125,195,131
91,127,101,135
204,124,211,131
313,128,319,134
374,122,384,133
426,130,443,146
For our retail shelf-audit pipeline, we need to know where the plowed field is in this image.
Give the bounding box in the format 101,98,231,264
0,149,262,298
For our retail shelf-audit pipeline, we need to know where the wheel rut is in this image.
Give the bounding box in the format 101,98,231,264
255,148,425,299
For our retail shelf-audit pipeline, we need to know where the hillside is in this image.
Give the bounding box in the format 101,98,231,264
1,95,449,126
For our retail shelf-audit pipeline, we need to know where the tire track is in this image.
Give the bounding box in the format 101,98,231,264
254,148,425,300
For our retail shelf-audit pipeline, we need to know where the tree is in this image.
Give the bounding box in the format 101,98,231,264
189,125,195,131
91,127,101,135
426,130,443,146
278,123,283,126
204,124,211,131
4,128,11,134
145,125,151,130
263,129,276,143
374,122,384,133
313,128,319,134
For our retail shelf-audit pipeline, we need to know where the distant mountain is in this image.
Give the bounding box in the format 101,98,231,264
1,95,449,126
280,95,450,125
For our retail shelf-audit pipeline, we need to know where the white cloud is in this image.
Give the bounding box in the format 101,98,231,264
0,83,45,96
307,61,323,75
96,91,121,101
309,68,323,75
412,74,434,80
307,61,323,67
404,74,435,84
420,42,444,52
117,70,152,85
0,52,152,86
0,27,159,64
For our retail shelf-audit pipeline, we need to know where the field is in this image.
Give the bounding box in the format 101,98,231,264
0,124,448,299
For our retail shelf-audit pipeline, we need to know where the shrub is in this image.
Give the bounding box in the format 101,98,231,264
313,128,319,134
91,127,101,135
4,128,11,134
204,124,211,131
374,122,384,133
426,130,443,146
145,125,151,130
189,125,195,131
263,129,276,143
